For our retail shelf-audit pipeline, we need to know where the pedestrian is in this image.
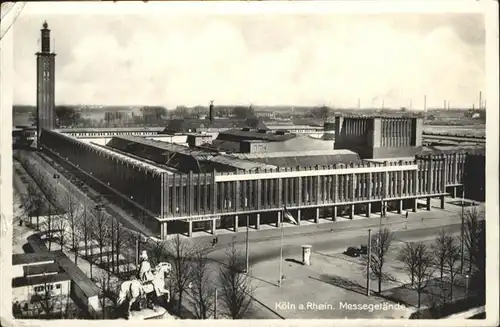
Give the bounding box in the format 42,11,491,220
215,236,219,245
421,217,424,223
211,238,216,247
405,211,409,219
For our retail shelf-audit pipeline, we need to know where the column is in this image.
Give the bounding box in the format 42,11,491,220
440,195,445,209
426,197,431,211
412,198,418,212
332,206,337,221
452,186,457,198
315,208,320,223
160,221,168,241
366,203,371,218
211,219,216,235
277,211,281,228
367,173,372,200
398,200,403,214
349,204,355,219
297,209,302,226
234,215,239,232
256,213,261,230
188,220,193,237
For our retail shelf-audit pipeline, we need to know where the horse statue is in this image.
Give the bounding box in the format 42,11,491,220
117,255,172,318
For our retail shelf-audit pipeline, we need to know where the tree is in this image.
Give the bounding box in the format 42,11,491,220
52,212,68,250
469,220,485,300
397,242,434,308
90,206,109,267
95,269,113,319
55,106,82,127
366,227,394,294
149,240,167,267
218,241,253,319
31,279,57,318
232,106,254,119
43,203,55,251
444,236,461,300
24,183,44,230
463,208,483,273
187,245,215,319
112,219,125,275
63,191,83,264
141,106,167,125
432,229,451,283
78,199,92,260
310,106,332,120
165,234,197,314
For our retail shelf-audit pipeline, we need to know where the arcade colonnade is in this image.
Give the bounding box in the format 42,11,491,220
40,129,468,240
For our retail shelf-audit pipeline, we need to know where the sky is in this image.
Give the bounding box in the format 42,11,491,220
12,6,486,109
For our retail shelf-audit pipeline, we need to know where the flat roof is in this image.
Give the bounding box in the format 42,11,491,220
24,262,61,276
56,127,164,133
12,272,71,288
232,149,357,159
88,140,169,174
12,251,61,265
363,157,417,163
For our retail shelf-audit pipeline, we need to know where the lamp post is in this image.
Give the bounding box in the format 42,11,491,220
460,187,465,274
244,197,249,274
278,209,285,288
366,229,372,297
465,274,470,297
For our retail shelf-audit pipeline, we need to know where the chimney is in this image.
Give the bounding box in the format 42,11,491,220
209,100,214,122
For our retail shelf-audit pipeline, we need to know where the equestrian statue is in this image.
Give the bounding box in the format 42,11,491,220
117,250,172,318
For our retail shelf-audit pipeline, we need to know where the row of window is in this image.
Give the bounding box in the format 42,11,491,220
33,283,61,293
67,131,159,137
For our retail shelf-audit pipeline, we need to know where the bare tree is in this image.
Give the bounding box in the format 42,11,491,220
365,227,394,294
78,199,91,259
63,191,83,263
165,234,197,314
444,236,461,300
52,211,68,250
31,279,58,318
218,241,253,319
187,245,215,319
397,242,434,308
44,203,55,251
112,219,125,275
91,206,109,267
24,183,44,230
149,240,167,267
463,208,483,273
432,229,450,283
95,269,113,319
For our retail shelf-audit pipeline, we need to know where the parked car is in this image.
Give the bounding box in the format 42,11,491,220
359,245,368,255
344,247,361,257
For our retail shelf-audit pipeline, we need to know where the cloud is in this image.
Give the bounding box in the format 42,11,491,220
13,13,485,109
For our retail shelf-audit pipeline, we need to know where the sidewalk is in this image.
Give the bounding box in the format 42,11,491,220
247,225,465,319
202,197,483,254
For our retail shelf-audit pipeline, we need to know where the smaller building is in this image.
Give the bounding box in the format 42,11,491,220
12,251,72,318
334,115,423,159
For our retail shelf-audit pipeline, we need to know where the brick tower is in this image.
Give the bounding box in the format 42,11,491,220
36,21,56,146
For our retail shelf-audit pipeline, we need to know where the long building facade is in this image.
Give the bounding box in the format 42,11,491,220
39,128,478,240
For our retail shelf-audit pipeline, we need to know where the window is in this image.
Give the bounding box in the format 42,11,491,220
55,284,61,289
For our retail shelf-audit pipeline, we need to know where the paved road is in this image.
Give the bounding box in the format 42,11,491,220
205,222,461,266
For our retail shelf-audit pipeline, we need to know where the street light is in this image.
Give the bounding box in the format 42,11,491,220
460,186,466,274
244,197,249,274
465,274,470,297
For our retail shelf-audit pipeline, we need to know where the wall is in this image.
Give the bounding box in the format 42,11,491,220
12,280,71,315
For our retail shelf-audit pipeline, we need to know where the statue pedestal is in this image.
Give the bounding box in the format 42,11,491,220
129,306,169,320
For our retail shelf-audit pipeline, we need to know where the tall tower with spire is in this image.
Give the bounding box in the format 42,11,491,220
36,21,56,145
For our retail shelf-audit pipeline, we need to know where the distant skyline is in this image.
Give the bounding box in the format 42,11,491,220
13,7,486,109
